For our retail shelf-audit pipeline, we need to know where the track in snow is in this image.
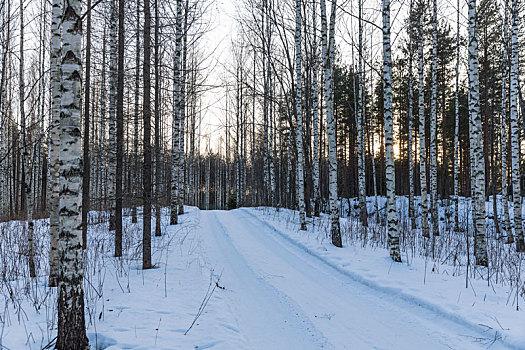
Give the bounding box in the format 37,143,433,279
197,209,509,350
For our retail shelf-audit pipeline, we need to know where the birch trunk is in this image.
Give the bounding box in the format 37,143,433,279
370,35,379,222
408,0,415,230
82,0,92,249
171,0,182,225
468,0,488,265
312,0,320,217
19,1,36,277
56,0,89,347
115,0,125,254
153,0,161,237
453,0,460,232
357,0,368,227
321,0,341,246
132,0,140,223
501,0,512,242
108,0,117,231
383,0,401,261
143,0,153,269
178,10,188,215
418,4,429,238
430,0,439,236
510,0,524,251
48,0,61,287
295,0,307,230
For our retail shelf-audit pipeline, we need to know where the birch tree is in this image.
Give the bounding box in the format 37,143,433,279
383,0,401,262
357,0,368,227
82,0,92,249
407,0,415,230
509,0,525,252
115,0,125,255
295,0,307,231
418,1,429,238
171,0,182,225
19,0,36,278
453,0,460,232
108,0,117,231
429,0,439,236
143,0,153,269
500,0,511,242
132,0,140,224
56,0,89,346
48,0,61,287
468,0,488,266
311,0,320,217
321,0,341,247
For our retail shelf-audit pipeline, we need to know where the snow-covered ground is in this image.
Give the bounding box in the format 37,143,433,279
0,204,524,349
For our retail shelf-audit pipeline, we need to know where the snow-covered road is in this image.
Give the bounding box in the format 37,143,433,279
198,209,509,350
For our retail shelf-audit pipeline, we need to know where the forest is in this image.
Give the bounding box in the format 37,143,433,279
0,0,525,348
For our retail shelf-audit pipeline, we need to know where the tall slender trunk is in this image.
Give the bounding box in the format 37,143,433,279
510,0,524,251
108,0,117,231
453,0,460,232
19,1,35,277
178,5,188,215
82,0,92,249
132,0,140,223
418,2,429,238
295,0,307,230
383,0,401,262
312,0,320,217
321,0,341,246
171,0,182,225
501,0,512,242
153,0,161,236
100,23,107,211
468,0,488,265
115,0,125,256
430,0,439,236
408,0,415,230
370,33,379,222
357,0,367,227
143,0,153,269
56,0,89,347
48,0,61,287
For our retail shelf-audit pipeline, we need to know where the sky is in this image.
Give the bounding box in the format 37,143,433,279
196,0,468,155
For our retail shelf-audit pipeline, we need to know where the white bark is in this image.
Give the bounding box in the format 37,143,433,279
383,0,401,262
468,0,488,265
510,0,524,251
357,0,367,227
430,0,438,236
295,0,307,230
321,0,341,246
56,0,89,346
48,0,62,287
408,0,415,230
500,0,511,241
453,0,460,231
171,0,182,225
312,0,320,216
418,4,429,237
108,0,117,230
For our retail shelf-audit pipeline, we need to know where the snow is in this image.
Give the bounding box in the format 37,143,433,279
0,203,524,349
